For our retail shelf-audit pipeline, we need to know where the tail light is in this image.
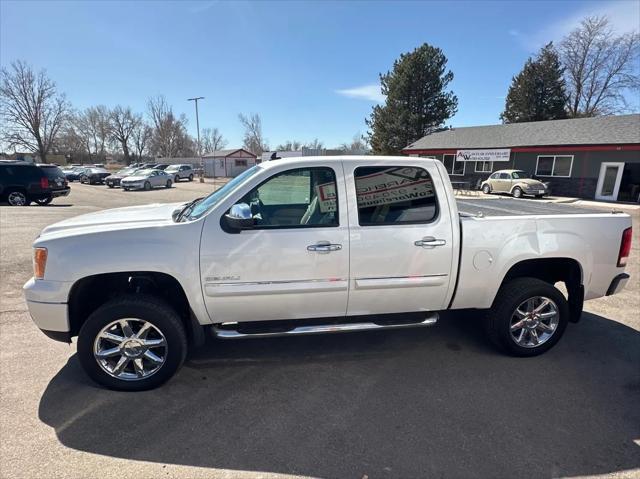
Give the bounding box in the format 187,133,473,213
40,177,49,189
617,227,632,267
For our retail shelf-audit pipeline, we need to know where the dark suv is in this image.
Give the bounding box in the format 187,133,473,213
0,162,71,206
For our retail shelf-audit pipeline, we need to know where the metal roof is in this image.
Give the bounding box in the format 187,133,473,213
404,114,640,151
202,148,257,158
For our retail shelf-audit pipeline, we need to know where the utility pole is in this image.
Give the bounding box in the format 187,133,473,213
188,96,205,183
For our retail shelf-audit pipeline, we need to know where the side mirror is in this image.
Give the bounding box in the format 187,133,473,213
224,203,254,230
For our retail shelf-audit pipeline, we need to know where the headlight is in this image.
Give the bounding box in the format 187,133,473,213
34,247,47,279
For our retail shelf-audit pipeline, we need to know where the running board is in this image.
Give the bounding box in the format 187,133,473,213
212,314,439,339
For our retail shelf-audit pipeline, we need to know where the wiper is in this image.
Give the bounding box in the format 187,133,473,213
175,197,203,222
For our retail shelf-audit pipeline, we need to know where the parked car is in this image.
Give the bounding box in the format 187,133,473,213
23,156,632,390
481,169,549,198
141,163,157,169
61,166,84,182
153,163,170,170
165,164,194,182
121,169,172,190
0,162,70,206
78,167,111,185
104,167,140,188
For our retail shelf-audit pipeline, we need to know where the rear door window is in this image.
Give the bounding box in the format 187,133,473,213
354,166,438,225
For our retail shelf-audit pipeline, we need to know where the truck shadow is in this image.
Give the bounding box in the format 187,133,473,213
38,311,640,478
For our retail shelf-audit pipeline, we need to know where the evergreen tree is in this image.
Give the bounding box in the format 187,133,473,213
501,42,568,123
366,44,458,155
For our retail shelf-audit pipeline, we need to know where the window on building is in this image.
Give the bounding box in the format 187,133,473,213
535,155,573,177
475,161,493,173
354,166,438,225
235,159,248,167
442,154,465,175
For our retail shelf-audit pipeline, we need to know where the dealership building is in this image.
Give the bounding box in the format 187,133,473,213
403,114,640,202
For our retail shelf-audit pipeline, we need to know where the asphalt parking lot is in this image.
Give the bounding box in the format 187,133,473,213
1,182,639,479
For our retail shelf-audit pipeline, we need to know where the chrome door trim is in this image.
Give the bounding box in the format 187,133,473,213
354,274,448,290
204,278,349,297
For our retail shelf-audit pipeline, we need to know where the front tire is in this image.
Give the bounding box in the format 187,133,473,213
144,181,151,191
485,277,569,357
166,180,172,188
188,174,194,182
175,175,180,183
77,295,187,391
482,184,491,194
512,187,523,198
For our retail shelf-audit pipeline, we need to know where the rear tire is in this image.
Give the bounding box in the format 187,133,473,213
6,190,29,206
175,175,180,183
512,187,523,198
144,181,151,191
108,184,114,188
485,277,569,357
35,197,53,206
188,174,194,181
166,180,172,188
77,295,187,391
482,184,491,194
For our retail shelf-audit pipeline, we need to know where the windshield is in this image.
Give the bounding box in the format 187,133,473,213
512,171,530,179
165,165,179,171
117,168,134,175
186,166,261,221
134,169,154,176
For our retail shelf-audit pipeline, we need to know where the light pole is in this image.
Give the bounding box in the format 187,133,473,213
188,96,205,183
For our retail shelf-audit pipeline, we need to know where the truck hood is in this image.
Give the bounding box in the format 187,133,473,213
38,202,185,239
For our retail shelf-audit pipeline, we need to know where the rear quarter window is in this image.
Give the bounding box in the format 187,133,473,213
354,166,438,226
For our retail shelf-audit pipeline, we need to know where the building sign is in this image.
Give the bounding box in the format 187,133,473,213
456,149,511,162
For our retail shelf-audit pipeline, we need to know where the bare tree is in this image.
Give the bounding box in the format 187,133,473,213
0,60,69,163
239,113,268,155
75,105,111,161
109,106,140,164
147,95,190,157
275,140,303,151
339,133,370,154
201,127,227,153
304,138,324,150
560,16,640,117
131,121,152,162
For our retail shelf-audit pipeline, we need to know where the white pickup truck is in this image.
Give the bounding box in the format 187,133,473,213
24,156,632,390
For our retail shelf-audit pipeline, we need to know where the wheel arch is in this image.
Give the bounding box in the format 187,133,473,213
500,257,584,323
68,271,205,346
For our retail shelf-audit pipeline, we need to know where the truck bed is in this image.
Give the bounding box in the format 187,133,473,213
457,198,610,217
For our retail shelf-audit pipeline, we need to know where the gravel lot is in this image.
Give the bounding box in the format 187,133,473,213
1,182,639,479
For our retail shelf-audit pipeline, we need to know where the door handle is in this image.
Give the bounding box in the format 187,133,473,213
414,236,447,248
307,241,342,253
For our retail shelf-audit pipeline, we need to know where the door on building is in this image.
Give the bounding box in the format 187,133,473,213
595,162,624,201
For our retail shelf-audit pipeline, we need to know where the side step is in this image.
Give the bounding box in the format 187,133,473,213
212,313,439,339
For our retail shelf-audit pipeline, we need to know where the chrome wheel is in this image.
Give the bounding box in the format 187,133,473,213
93,318,167,381
7,191,27,206
509,296,559,348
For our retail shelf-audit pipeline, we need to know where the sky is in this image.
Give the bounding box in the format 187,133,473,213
1,0,639,149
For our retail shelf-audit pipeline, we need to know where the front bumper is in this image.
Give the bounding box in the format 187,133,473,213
606,273,630,296
121,182,144,190
23,278,71,340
